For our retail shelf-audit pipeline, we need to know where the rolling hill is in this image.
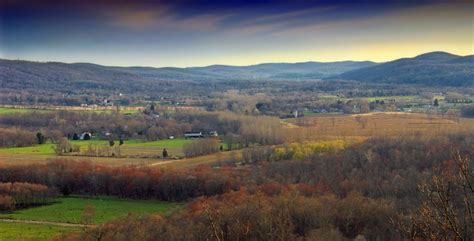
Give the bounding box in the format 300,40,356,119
338,52,473,86
1,51,472,91
0,58,376,85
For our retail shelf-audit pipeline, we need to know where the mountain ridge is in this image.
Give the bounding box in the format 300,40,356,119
338,52,473,86
1,51,472,87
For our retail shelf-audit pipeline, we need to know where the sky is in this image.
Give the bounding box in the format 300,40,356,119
0,0,473,67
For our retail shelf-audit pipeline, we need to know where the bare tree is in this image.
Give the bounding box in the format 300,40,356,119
402,152,473,241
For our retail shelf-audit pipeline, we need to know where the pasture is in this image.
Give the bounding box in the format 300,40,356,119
0,222,77,241
0,196,180,240
0,138,193,166
0,196,180,224
0,105,144,115
0,107,48,115
315,95,417,102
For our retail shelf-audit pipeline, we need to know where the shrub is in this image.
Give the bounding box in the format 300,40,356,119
0,195,14,211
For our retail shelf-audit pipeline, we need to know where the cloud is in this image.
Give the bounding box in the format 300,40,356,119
102,4,232,31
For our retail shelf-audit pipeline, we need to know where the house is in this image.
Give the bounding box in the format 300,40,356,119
80,132,92,140
184,131,203,138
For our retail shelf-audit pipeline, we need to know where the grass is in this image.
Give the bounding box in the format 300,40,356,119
0,144,55,155
0,222,77,241
0,107,48,115
0,138,191,156
0,196,181,224
0,196,180,240
0,138,225,167
0,140,109,155
361,95,417,102
126,138,191,148
315,95,417,102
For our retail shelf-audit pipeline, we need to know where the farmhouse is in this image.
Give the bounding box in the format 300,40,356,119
80,132,92,140
184,131,203,138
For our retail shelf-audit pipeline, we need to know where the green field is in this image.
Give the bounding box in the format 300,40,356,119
129,138,191,148
0,196,181,224
0,138,192,157
316,95,417,102
0,107,49,115
0,106,143,115
0,222,77,241
362,95,417,102
0,196,180,240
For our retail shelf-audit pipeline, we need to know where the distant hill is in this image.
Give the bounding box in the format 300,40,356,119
186,61,377,80
0,59,377,92
338,52,473,86
1,51,472,91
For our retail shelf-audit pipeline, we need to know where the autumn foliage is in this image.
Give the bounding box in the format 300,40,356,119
58,190,396,241
0,182,56,211
0,161,240,201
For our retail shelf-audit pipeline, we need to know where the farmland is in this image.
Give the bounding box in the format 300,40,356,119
282,112,474,142
0,196,181,224
0,94,472,241
0,222,77,241
0,107,50,115
0,138,193,166
0,196,180,240
0,112,472,168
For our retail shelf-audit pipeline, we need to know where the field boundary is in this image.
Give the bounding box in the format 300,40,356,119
0,218,95,228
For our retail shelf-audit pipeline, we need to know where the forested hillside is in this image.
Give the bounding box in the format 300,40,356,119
339,52,474,86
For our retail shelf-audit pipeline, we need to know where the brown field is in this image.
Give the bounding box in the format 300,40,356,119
149,150,243,168
0,155,159,166
0,150,243,169
282,112,474,142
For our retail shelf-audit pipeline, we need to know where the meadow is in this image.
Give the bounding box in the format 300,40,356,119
0,107,49,115
314,94,417,102
0,138,193,165
0,196,180,240
0,106,143,115
0,222,77,241
0,196,180,224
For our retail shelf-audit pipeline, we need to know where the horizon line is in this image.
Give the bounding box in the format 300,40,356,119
1,50,471,69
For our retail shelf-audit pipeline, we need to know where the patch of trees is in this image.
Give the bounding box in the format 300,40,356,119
183,139,220,157
53,138,80,154
396,153,473,240
0,111,189,141
0,161,240,201
242,133,473,212
0,182,56,211
0,127,36,147
269,140,347,161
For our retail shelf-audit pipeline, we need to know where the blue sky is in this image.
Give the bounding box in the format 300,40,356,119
1,0,472,67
